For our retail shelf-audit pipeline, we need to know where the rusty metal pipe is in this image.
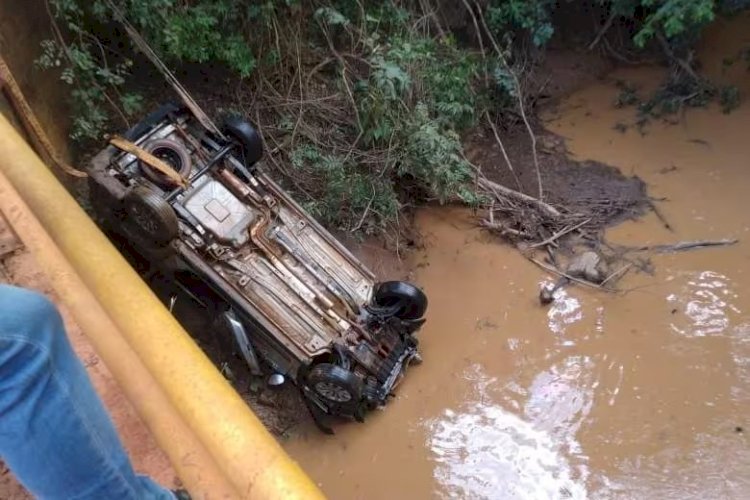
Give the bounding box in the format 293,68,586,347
220,169,344,317
0,170,239,499
258,173,375,280
0,114,324,500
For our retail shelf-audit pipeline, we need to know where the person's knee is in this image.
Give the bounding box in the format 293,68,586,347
0,285,62,347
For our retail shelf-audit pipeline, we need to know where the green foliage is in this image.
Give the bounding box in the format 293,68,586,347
356,32,479,142
487,0,555,47
719,85,741,113
632,0,715,47
39,0,258,141
161,5,256,76
314,6,352,28
120,93,145,116
357,28,478,205
597,0,745,120
399,105,474,204
638,80,714,117
35,19,143,141
290,145,398,233
315,7,478,230
483,0,719,50
421,41,479,130
121,0,256,74
37,0,750,234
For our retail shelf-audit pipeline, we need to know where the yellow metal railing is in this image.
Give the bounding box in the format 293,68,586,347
0,113,324,500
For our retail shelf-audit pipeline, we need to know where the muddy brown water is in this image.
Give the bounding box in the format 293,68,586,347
283,16,750,500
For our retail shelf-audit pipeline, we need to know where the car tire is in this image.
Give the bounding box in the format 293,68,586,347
373,281,428,320
123,186,179,245
222,115,263,167
307,363,363,407
139,138,192,187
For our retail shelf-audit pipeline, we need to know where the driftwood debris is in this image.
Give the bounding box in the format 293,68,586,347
625,238,738,254
534,238,738,304
473,145,737,301
478,176,562,219
529,218,591,249
600,263,632,287
537,249,629,304
648,200,674,232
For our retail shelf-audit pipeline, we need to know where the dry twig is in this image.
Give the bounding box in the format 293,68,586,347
471,0,544,200
480,220,529,237
588,10,617,51
478,176,561,219
529,218,591,249
600,263,632,287
484,111,522,190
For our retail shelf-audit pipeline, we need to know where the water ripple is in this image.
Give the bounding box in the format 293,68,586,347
667,271,741,337
426,365,590,500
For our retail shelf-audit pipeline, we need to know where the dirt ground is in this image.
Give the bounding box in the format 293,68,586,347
459,43,650,251
0,214,178,498
465,125,648,224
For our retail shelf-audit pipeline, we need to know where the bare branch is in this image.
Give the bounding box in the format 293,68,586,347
477,176,561,219
529,218,591,249
470,0,544,200
484,111,522,191
588,10,617,51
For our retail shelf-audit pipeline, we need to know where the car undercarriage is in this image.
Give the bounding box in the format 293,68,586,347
88,103,428,424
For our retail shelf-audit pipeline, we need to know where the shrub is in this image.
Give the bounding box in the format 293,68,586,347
38,0,750,235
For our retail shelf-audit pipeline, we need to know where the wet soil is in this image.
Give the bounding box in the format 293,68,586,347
466,124,650,243
281,14,750,499
462,41,644,234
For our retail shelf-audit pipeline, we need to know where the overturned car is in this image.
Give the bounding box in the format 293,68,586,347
88,103,427,421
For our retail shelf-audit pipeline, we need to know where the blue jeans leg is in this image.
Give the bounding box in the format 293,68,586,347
0,284,174,500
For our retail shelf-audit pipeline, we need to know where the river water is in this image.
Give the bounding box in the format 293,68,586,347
283,15,750,499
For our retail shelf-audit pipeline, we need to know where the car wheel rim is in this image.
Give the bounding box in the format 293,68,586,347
315,381,352,402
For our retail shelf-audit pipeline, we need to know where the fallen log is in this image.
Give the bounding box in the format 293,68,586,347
478,177,562,219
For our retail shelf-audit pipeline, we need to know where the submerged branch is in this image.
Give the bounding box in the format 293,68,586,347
626,239,738,254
